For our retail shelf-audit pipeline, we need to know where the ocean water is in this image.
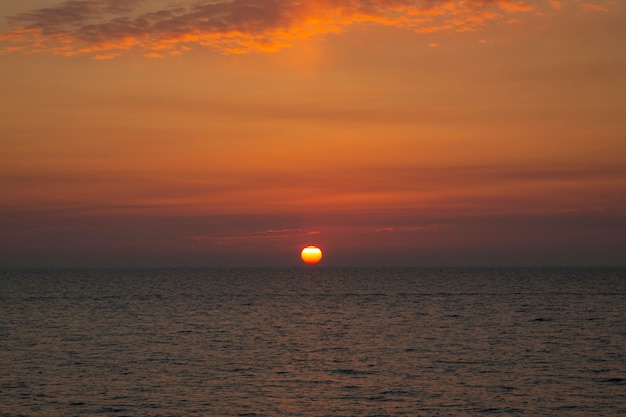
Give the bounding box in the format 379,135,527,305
0,267,625,416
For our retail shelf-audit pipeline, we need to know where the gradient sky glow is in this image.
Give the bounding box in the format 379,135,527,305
1,0,625,267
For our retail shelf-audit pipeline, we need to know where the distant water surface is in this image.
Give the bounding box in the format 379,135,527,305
1,267,625,416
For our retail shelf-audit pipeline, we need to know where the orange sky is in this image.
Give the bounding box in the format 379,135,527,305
1,0,624,267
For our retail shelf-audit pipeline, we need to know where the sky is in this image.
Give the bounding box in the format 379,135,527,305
0,0,624,267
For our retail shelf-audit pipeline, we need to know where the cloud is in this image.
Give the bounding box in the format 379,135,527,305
376,223,455,232
0,0,547,57
186,228,321,247
549,0,564,9
581,3,608,13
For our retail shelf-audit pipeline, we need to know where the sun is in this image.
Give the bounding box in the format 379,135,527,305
301,245,323,265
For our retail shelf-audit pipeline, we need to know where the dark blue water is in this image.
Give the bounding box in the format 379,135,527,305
1,267,625,416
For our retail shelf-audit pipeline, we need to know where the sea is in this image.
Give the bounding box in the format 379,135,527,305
1,267,625,416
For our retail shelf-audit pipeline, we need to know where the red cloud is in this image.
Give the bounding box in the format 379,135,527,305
0,0,562,57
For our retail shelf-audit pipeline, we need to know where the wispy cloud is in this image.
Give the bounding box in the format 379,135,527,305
581,3,608,13
187,228,320,247
376,223,455,232
548,0,564,9
545,0,612,12
0,0,551,58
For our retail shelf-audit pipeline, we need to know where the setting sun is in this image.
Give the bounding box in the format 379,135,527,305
301,245,323,265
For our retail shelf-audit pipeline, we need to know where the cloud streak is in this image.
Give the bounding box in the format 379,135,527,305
0,0,555,58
